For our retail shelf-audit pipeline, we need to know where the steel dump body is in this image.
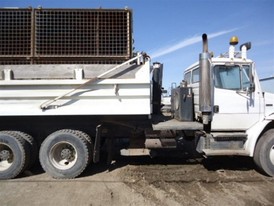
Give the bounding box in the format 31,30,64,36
0,62,151,116
0,8,151,117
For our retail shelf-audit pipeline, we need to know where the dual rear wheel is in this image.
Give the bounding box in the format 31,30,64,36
0,129,93,179
0,131,35,179
39,129,93,179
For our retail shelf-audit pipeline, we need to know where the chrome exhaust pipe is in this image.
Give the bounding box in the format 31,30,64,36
199,34,212,126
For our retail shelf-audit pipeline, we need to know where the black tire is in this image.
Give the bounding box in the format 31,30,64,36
77,131,93,165
0,131,30,179
13,131,38,169
253,138,262,171
253,129,274,176
39,129,92,179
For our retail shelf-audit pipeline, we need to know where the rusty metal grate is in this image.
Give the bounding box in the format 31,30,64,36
0,59,31,65
0,8,132,64
0,58,124,65
32,59,124,64
0,9,32,56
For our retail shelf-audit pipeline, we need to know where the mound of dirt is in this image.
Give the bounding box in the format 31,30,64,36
120,156,274,206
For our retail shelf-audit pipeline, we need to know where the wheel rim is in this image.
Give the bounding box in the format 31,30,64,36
0,143,14,171
270,145,274,165
49,141,77,170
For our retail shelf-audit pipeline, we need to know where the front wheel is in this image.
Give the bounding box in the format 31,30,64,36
254,129,274,177
39,130,92,179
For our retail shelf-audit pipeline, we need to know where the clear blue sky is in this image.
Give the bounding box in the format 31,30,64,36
1,0,273,90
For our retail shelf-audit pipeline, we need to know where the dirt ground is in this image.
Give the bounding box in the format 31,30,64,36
0,156,274,206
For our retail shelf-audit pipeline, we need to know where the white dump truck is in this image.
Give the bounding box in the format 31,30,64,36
0,8,273,179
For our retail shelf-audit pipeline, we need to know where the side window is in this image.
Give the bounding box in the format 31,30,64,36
214,65,241,90
242,65,251,89
192,68,200,83
184,72,191,84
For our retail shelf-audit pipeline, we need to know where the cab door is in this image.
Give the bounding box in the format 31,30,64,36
211,64,261,131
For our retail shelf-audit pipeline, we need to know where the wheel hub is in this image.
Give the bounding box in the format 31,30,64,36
50,142,77,170
0,150,12,161
0,144,14,171
60,148,74,161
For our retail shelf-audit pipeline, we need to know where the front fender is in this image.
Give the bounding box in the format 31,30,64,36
266,113,274,120
244,119,273,157
264,92,274,119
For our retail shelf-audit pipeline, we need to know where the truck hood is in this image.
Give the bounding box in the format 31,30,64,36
264,92,274,119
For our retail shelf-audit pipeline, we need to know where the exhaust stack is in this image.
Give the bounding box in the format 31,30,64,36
199,34,212,126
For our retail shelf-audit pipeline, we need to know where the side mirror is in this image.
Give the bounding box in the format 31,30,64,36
247,63,255,94
242,83,255,95
249,83,255,93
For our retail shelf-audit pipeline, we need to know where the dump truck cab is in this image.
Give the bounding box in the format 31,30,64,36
184,38,263,131
183,36,274,175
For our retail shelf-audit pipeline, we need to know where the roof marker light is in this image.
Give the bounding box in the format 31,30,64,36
229,36,239,59
230,36,239,45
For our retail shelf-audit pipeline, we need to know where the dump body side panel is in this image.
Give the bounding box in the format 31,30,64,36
0,61,151,116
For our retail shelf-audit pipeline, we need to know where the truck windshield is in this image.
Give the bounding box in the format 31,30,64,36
214,65,251,90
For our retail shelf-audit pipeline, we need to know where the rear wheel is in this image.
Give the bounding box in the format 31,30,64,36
0,131,30,179
4,131,38,169
39,129,92,179
254,129,274,177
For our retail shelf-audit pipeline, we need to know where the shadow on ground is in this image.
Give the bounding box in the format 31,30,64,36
19,153,263,179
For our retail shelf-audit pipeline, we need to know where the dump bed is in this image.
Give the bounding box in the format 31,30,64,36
0,58,151,116
0,8,151,117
